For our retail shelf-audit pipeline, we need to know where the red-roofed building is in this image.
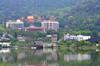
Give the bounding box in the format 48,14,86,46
25,26,44,32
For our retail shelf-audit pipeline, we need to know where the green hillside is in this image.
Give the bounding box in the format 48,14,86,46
0,0,77,19
0,0,100,36
61,0,100,36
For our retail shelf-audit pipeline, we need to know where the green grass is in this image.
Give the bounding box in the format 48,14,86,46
0,63,7,66
0,24,6,32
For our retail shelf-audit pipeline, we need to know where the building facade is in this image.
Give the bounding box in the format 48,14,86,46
64,34,91,41
41,20,59,31
25,26,44,32
6,20,24,30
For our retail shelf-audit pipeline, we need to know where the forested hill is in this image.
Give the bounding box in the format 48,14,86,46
62,0,100,36
0,0,99,18
0,0,78,19
72,0,100,17
0,0,100,35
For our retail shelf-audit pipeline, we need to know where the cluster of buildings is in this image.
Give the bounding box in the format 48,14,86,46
6,16,59,32
64,34,91,41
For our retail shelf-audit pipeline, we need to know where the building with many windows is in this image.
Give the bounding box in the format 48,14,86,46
6,19,24,30
41,20,59,32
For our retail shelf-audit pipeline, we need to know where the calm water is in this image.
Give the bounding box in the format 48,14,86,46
0,47,100,66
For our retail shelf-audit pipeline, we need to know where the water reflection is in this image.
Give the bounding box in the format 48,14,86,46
64,54,91,62
18,48,59,66
96,49,100,52
0,48,11,53
0,47,100,66
0,48,59,66
0,48,13,63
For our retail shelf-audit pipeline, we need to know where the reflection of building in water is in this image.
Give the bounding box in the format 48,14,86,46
0,48,59,66
18,48,59,66
19,61,59,66
20,62,59,66
43,48,58,61
34,49,44,56
46,51,58,61
0,48,11,62
64,54,91,62
34,48,57,56
43,48,57,53
33,48,58,65
17,52,26,60
0,48,11,53
96,49,100,52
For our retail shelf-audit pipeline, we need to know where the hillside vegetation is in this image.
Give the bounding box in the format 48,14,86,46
0,0,77,19
0,0,100,36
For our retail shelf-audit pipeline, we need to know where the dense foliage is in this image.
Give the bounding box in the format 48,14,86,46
59,0,100,36
0,0,100,36
0,0,77,19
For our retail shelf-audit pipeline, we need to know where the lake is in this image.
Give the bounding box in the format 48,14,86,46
0,47,100,66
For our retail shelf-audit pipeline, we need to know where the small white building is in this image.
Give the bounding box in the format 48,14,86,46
6,19,24,30
0,42,11,47
0,48,11,53
77,35,91,41
64,34,91,41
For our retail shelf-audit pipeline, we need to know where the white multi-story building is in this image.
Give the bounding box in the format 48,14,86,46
41,20,59,31
6,19,24,30
64,34,91,41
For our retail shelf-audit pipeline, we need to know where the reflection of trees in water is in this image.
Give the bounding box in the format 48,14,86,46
0,48,59,66
58,49,100,66
90,52,100,66
1,48,100,66
0,49,16,63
